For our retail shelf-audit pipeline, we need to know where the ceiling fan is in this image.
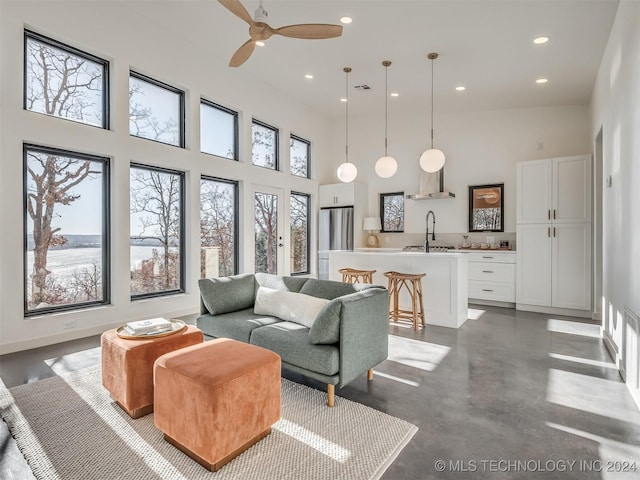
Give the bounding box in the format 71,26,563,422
218,0,343,67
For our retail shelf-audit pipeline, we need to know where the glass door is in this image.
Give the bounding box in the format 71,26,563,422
253,185,284,274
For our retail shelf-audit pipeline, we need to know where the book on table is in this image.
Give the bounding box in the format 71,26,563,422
125,318,172,335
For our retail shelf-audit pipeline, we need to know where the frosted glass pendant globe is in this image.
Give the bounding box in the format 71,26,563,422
337,162,358,183
419,148,445,173
375,155,398,178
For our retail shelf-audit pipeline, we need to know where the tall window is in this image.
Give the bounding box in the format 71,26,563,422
24,144,110,315
130,165,184,298
24,30,109,129
129,72,184,147
200,177,238,277
200,100,238,160
252,119,278,170
380,192,405,232
290,193,310,275
290,135,310,178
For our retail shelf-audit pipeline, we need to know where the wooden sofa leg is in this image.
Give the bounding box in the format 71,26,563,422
327,384,335,407
367,368,374,381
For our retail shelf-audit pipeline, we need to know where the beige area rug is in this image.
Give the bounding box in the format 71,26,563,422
0,366,417,480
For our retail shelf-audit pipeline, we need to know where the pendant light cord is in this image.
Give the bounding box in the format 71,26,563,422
384,62,389,156
430,56,434,149
345,67,350,163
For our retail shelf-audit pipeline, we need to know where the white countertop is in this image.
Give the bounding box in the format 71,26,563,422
336,249,464,257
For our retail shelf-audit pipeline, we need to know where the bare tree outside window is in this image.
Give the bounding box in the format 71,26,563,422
290,135,310,178
380,192,404,232
24,145,109,314
255,192,278,274
129,73,183,147
130,165,184,297
252,120,278,170
24,30,107,128
201,100,237,160
200,177,238,278
290,193,309,274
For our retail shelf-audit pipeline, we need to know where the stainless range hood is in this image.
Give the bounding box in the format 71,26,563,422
406,168,455,200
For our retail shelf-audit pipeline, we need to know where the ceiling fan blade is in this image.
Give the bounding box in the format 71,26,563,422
218,0,254,26
274,24,343,40
229,39,256,67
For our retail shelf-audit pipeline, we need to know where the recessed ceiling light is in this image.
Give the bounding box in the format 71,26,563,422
340,98,347,102
455,86,466,91
533,36,550,44
390,92,399,97
305,74,314,79
340,16,352,24
536,78,548,84
255,41,265,47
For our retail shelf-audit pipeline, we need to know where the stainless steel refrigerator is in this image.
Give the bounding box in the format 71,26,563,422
318,206,354,279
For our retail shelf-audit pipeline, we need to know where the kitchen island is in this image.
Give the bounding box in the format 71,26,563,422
328,250,468,329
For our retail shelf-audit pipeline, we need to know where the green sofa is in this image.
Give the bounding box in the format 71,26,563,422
197,273,389,406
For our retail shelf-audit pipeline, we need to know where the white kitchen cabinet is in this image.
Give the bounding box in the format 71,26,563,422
319,183,356,207
516,155,592,314
466,251,516,305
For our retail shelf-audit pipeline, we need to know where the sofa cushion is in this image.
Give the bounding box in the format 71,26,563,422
254,287,329,329
196,308,281,343
254,273,309,295
249,322,339,376
198,273,255,315
308,299,343,345
299,278,369,300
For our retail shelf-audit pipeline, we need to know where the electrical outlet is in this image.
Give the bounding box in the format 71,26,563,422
63,320,77,329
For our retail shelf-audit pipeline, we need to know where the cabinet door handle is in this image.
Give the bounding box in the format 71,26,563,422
553,227,556,237
548,209,551,220
553,209,557,220
482,270,494,273
482,289,494,292
482,256,494,259
548,227,551,238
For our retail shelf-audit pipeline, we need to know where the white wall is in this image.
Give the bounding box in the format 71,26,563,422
0,1,331,353
590,0,640,408
320,105,591,243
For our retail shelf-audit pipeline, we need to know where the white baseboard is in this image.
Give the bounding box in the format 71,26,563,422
469,299,516,309
516,303,592,319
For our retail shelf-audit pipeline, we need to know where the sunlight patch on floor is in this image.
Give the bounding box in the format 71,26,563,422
468,308,486,320
546,422,640,479
388,335,450,372
547,318,601,338
549,353,618,370
372,370,420,387
45,347,101,375
546,369,640,425
275,418,351,462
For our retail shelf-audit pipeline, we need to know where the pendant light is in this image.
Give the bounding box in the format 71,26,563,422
375,60,398,178
419,52,446,173
337,67,358,183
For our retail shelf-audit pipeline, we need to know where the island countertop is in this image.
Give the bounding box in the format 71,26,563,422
328,250,468,329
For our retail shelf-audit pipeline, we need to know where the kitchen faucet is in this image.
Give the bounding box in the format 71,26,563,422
425,210,436,253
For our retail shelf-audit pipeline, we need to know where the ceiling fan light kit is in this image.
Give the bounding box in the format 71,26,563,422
420,52,446,173
218,0,343,67
375,60,398,179
337,67,358,183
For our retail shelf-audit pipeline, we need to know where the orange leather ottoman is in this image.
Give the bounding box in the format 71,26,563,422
154,338,281,472
101,325,203,418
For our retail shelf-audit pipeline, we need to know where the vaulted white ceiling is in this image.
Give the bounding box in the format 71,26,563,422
124,0,619,118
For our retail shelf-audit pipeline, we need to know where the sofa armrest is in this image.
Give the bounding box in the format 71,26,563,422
337,287,389,388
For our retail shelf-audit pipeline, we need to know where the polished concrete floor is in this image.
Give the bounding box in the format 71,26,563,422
1,306,639,479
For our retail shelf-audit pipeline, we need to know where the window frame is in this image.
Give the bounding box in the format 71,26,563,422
23,143,111,316
23,29,110,130
380,192,405,233
289,134,311,178
290,191,311,276
200,99,239,161
200,175,240,277
251,118,279,171
129,163,186,300
129,71,186,148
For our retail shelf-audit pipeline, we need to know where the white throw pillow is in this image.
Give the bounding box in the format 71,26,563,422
254,286,329,329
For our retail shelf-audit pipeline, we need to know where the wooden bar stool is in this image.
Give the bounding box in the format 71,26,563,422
383,271,426,331
339,268,376,284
